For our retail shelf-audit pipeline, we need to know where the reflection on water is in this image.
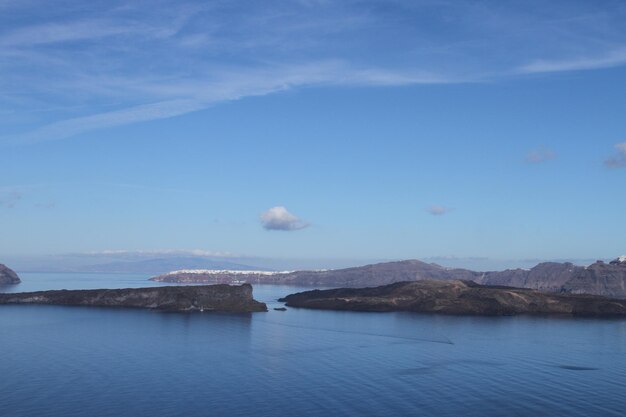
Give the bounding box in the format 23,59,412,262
1,273,626,416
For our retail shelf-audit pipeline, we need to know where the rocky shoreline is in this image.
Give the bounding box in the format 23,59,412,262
0,284,267,312
279,280,626,317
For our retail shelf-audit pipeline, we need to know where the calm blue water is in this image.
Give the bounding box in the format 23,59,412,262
1,273,626,417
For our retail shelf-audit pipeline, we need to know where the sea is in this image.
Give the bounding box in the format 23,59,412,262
1,272,625,417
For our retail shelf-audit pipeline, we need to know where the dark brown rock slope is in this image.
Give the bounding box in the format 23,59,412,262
0,284,267,312
279,280,626,317
0,264,20,285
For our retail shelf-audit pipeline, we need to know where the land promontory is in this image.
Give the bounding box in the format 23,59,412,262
0,264,20,285
279,280,626,317
0,284,267,312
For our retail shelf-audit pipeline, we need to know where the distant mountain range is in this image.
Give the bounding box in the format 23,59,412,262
152,256,626,299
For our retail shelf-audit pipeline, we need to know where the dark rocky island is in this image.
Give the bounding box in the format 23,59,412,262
279,280,626,317
152,255,626,298
0,284,267,312
0,264,20,285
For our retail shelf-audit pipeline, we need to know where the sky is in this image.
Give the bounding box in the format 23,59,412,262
2,0,626,270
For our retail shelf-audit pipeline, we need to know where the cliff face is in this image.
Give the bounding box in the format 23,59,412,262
0,284,267,312
279,280,626,317
562,262,626,299
0,264,20,285
151,257,626,299
478,259,626,298
478,262,581,291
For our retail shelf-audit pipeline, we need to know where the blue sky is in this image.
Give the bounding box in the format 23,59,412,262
2,0,626,269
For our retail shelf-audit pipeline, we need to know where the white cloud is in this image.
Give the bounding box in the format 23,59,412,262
260,206,309,231
427,205,450,216
526,148,556,164
605,142,626,168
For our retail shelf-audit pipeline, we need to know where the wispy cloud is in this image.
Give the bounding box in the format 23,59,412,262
3,1,626,144
260,206,309,231
0,20,135,47
4,61,461,144
605,142,626,168
427,205,451,216
519,48,626,74
526,148,556,164
0,190,22,208
8,99,207,144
